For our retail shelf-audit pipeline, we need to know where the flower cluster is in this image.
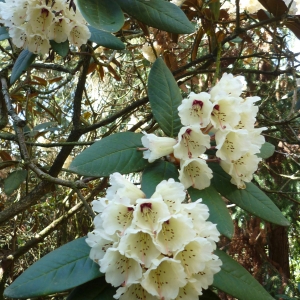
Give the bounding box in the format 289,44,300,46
142,73,266,189
0,0,91,55
86,173,222,300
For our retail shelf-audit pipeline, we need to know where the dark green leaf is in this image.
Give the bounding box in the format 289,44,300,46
50,40,69,57
77,0,124,33
4,170,27,196
0,27,9,41
148,58,182,137
4,237,102,299
141,160,179,197
33,121,58,132
189,186,234,239
88,26,125,50
115,0,194,34
67,277,116,300
213,250,274,300
69,132,149,177
10,50,37,85
199,289,221,300
210,163,289,226
257,142,275,159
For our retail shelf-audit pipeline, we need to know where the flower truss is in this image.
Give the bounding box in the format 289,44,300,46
0,0,91,54
141,73,266,189
86,173,222,300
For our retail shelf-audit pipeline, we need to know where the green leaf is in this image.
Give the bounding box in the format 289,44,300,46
10,50,37,85
77,0,124,33
0,27,9,41
69,132,149,177
188,186,234,239
210,163,289,226
257,142,275,159
50,40,69,57
114,0,194,34
88,26,125,50
199,289,221,300
67,277,116,300
4,170,27,196
213,250,274,300
209,0,221,21
148,58,182,137
141,160,179,197
4,237,102,299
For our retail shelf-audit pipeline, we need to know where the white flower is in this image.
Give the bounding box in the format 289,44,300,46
132,197,170,234
248,127,267,154
27,5,54,34
141,132,177,163
176,282,202,300
173,126,211,160
114,284,158,300
210,73,246,100
179,158,213,190
170,0,185,6
215,129,252,161
178,92,213,127
235,97,260,130
100,248,143,287
48,17,70,43
86,229,117,263
195,221,220,244
174,237,216,276
155,214,196,255
151,178,186,215
141,257,187,299
101,201,135,235
210,96,242,130
118,228,160,268
91,198,109,213
220,152,262,189
27,33,50,55
180,199,210,225
240,0,264,13
68,22,91,46
106,172,145,204
192,254,222,290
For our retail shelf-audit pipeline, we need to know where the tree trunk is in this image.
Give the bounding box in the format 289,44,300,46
268,225,290,279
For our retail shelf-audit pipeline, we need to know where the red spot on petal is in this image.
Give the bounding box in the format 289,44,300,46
192,100,203,108
140,202,152,212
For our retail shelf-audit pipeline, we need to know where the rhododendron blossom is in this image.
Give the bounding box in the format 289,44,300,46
87,175,222,300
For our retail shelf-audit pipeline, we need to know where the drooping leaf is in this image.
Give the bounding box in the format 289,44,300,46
88,26,125,50
257,142,275,159
4,170,27,196
67,277,116,300
188,186,234,239
10,50,37,85
148,58,182,137
0,27,9,41
141,160,179,197
77,0,124,33
50,40,69,57
209,163,289,226
33,121,58,132
213,250,274,300
115,0,194,34
69,132,149,177
4,237,102,299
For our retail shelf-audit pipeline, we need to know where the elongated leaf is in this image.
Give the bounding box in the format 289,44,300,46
4,170,27,195
0,27,9,41
69,132,149,176
4,238,102,299
10,50,37,85
148,58,182,137
257,142,275,159
141,160,179,197
189,186,234,239
50,40,69,57
209,163,289,226
77,0,124,33
88,26,125,50
115,0,194,34
214,250,274,300
67,277,116,300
